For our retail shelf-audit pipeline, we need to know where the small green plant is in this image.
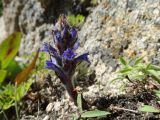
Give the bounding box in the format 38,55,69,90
91,0,98,5
72,93,110,119
112,57,160,90
0,79,32,117
67,14,85,27
0,32,39,120
139,90,160,113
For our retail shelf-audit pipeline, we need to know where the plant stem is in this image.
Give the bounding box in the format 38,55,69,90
2,110,8,120
14,85,20,120
65,79,88,109
15,101,20,120
65,79,78,104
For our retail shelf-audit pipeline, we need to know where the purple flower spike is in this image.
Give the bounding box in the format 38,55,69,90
62,48,77,61
42,15,90,106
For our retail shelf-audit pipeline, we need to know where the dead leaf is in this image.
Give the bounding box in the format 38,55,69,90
15,50,39,85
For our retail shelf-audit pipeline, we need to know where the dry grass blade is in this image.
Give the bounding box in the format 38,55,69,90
15,50,39,85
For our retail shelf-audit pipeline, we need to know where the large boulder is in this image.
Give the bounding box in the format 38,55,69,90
2,0,95,55
79,0,160,96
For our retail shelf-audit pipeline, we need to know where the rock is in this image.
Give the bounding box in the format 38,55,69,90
0,17,7,43
46,103,54,113
54,101,61,111
3,0,22,35
79,0,160,96
43,115,50,120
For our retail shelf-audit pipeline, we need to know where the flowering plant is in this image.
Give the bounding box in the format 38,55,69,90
41,15,90,104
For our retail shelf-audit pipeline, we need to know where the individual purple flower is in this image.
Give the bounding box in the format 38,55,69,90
73,42,80,51
40,42,49,52
75,53,90,64
54,31,61,41
62,48,77,61
70,28,77,39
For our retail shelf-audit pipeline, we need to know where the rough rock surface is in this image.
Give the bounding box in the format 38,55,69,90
2,0,74,55
0,17,7,43
2,0,93,55
79,0,160,97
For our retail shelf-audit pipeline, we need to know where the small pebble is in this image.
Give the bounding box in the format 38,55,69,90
54,101,61,111
43,115,50,120
46,103,54,113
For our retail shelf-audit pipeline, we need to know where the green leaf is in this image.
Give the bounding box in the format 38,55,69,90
81,110,110,118
135,57,143,65
147,64,160,71
72,114,79,120
119,57,127,66
0,84,15,111
77,93,82,113
119,67,132,74
156,93,160,99
154,90,160,94
0,32,21,69
15,78,32,101
0,70,7,83
146,69,160,83
154,90,160,99
110,77,124,83
139,105,160,113
6,60,22,81
67,14,85,27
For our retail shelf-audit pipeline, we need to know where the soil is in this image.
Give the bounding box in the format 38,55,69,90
1,75,160,120
93,90,160,120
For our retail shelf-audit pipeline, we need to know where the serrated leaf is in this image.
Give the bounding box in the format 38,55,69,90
15,50,39,85
0,70,7,83
139,105,160,113
0,32,21,69
81,110,110,118
15,78,32,101
77,93,82,113
120,57,127,66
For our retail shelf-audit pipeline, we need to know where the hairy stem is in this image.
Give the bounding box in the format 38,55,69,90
65,79,88,109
